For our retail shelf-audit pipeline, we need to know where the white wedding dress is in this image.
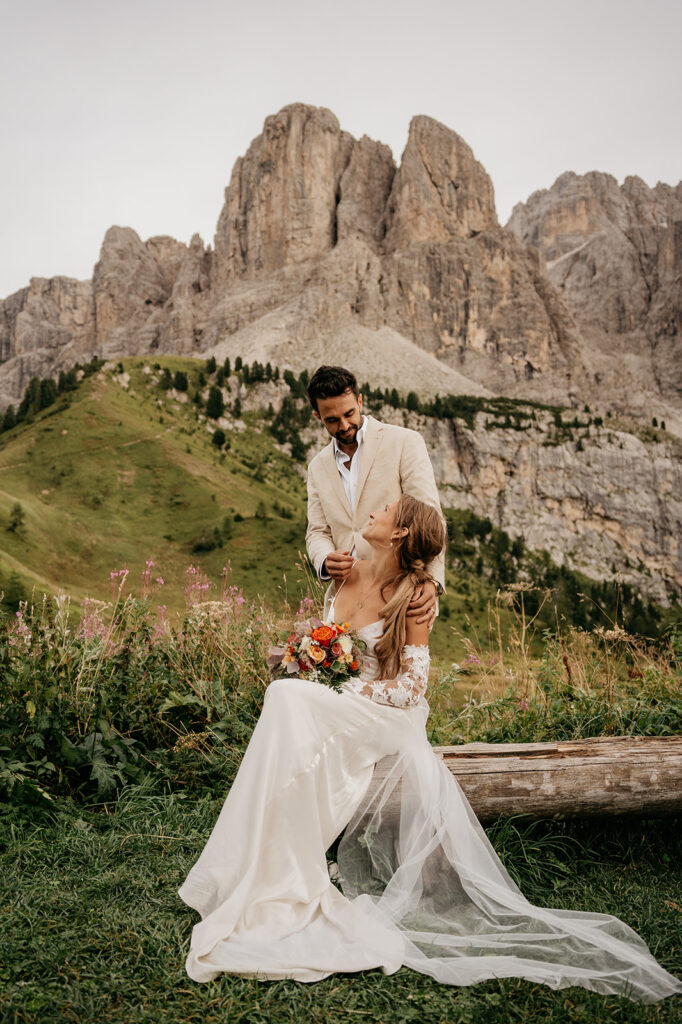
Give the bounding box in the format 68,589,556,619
178,600,681,1003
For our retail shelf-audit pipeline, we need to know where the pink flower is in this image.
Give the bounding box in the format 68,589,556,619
517,698,529,712
109,567,129,594
184,565,213,605
152,604,168,642
297,596,315,617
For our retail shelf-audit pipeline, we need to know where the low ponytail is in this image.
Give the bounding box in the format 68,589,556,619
373,496,446,679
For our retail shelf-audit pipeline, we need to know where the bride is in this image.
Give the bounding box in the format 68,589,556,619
179,496,681,1003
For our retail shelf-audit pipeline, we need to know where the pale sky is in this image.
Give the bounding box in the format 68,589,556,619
1,0,680,299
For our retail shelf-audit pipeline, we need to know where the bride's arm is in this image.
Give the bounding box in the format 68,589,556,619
357,616,430,708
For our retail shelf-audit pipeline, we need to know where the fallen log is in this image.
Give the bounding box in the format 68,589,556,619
432,735,682,822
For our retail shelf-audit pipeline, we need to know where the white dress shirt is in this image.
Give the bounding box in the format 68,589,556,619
320,415,369,578
333,414,370,512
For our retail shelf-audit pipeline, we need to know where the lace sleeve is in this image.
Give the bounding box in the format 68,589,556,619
355,645,430,708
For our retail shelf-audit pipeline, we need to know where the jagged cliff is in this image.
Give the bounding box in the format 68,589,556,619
507,171,682,432
1,104,584,411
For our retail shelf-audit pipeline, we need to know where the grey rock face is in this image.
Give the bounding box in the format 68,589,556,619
0,106,593,413
355,406,681,604
507,171,682,418
384,115,498,250
94,226,189,356
213,104,355,284
0,276,95,409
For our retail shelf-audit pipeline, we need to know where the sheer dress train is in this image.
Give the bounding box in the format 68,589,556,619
179,603,681,1002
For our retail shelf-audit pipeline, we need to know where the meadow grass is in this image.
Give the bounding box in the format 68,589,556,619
1,793,680,1024
1,580,681,1022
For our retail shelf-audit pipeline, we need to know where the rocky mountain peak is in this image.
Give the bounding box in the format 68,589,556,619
1,104,679,435
213,103,355,284
384,114,498,250
507,170,682,417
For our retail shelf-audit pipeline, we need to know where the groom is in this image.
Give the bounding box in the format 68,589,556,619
305,365,445,623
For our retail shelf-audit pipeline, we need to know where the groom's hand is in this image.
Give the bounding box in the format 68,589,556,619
407,580,437,628
324,550,355,581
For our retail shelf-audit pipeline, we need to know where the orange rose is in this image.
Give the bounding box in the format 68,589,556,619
350,660,359,671
309,645,325,662
311,625,335,644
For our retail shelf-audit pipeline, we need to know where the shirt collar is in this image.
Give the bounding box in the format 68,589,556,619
333,415,369,462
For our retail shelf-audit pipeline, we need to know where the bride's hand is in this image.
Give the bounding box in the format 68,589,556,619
406,580,437,628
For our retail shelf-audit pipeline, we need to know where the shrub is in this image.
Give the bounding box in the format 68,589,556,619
212,428,226,448
7,502,25,532
173,371,188,392
191,526,223,552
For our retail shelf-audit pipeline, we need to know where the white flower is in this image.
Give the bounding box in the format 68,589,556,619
338,634,352,655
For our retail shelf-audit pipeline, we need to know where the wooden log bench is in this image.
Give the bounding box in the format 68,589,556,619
431,735,682,821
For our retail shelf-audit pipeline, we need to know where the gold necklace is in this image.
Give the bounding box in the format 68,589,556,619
356,578,387,610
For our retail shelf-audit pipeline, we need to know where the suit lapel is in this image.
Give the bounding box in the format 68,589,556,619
321,441,353,520
355,417,383,508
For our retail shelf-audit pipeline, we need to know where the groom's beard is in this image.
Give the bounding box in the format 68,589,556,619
336,425,359,444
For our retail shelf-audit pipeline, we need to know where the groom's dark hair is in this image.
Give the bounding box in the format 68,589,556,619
306,365,360,412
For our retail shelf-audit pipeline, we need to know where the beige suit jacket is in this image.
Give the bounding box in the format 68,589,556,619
306,417,446,614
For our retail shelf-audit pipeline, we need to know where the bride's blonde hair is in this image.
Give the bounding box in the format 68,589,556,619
374,495,447,679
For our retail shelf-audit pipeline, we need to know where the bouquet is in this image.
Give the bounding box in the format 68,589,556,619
267,618,366,692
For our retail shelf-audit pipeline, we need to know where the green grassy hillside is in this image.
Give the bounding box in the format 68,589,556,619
0,358,309,613
0,356,677,669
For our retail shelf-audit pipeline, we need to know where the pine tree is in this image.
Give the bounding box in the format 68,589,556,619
2,405,16,432
206,355,217,374
206,386,225,420
290,433,307,462
39,378,58,410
